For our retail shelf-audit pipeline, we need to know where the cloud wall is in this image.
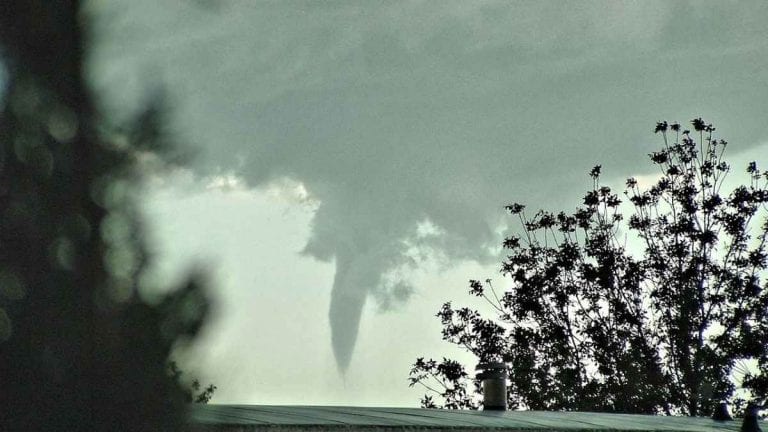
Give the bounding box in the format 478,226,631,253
87,0,768,371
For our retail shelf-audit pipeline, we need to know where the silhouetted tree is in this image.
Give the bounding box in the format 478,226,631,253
0,1,212,430
168,360,218,404
410,119,768,416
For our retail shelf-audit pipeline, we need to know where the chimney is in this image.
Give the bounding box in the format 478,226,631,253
476,362,508,411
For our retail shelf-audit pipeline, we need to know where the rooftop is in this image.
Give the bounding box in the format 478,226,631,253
188,405,754,432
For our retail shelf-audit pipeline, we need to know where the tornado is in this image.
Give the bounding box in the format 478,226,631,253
328,247,381,373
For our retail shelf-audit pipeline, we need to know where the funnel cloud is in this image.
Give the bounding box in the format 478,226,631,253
328,250,370,372
89,1,768,371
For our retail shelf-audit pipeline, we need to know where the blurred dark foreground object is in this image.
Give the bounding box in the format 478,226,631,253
742,404,764,432
0,1,210,430
712,402,733,421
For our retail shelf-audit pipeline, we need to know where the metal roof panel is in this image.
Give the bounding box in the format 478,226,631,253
189,405,753,431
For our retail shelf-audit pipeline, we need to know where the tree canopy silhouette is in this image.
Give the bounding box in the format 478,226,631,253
410,119,768,416
0,1,212,430
168,360,218,404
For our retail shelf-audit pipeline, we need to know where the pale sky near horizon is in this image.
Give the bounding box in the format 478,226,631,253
84,0,768,406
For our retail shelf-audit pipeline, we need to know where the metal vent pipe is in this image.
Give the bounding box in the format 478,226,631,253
476,362,508,411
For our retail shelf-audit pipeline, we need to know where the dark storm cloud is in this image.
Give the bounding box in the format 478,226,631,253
88,0,768,371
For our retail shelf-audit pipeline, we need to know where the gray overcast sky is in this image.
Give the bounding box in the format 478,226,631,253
86,0,768,405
